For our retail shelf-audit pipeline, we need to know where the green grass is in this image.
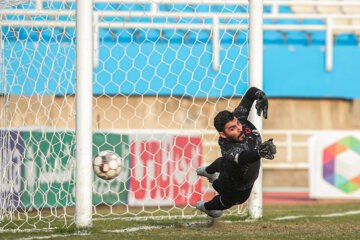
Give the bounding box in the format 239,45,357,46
1,202,360,239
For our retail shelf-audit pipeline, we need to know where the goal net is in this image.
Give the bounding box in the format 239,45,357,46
0,0,253,231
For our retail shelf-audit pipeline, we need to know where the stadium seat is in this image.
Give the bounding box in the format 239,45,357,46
143,29,161,42
336,33,358,45
278,5,293,13
15,1,35,9
124,4,151,23
309,31,326,45
263,5,272,14
167,4,187,12
276,18,309,45
114,29,132,44
285,31,309,45
263,31,285,44
215,4,248,13
41,27,68,41
302,19,325,45
63,28,75,41
218,30,233,44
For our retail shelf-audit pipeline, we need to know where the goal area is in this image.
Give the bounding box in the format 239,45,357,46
0,0,263,230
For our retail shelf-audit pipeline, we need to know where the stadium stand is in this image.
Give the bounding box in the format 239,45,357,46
3,0,359,46
2,0,360,95
289,0,359,44
0,0,336,46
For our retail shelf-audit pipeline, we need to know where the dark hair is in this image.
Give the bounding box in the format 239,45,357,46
214,110,235,132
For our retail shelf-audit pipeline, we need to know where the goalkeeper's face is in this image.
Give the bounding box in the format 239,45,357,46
220,117,245,142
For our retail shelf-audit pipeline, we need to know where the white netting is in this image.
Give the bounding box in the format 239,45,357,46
0,0,250,230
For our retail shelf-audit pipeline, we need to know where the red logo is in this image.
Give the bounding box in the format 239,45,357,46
245,128,251,134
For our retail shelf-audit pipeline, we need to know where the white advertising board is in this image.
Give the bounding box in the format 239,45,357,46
309,132,360,199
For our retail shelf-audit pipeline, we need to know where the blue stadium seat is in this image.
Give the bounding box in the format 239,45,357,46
336,33,358,46
43,1,75,10
168,4,188,12
193,5,210,13
278,5,293,13
15,1,36,9
63,28,75,40
184,29,210,44
158,4,171,12
64,1,76,10
162,29,186,43
41,27,67,41
219,30,236,44
2,26,18,40
43,1,61,9
309,31,326,45
263,5,272,13
302,19,325,45
99,28,117,42
277,19,299,25
213,5,248,13
115,29,133,43
285,31,309,45
263,18,274,25
302,19,325,25
94,3,111,10
122,4,151,23
275,18,308,45
263,31,284,44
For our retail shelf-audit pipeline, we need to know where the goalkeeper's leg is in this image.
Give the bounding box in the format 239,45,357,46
196,157,225,183
203,187,253,210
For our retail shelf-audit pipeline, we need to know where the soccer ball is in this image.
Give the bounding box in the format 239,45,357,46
93,150,122,180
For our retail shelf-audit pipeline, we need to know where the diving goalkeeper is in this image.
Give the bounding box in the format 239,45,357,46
196,87,277,218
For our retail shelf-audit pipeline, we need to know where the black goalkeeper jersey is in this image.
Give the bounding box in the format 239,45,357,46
217,87,263,191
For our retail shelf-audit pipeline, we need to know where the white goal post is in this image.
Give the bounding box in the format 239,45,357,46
0,0,263,230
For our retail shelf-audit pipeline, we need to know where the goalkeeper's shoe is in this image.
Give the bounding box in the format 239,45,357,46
196,201,223,218
196,166,218,183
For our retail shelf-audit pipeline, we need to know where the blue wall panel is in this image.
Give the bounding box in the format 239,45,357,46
264,45,360,99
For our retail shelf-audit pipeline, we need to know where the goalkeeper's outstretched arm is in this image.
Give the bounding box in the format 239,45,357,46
233,87,268,121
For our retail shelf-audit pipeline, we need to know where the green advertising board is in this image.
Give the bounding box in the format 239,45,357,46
92,132,130,205
21,131,130,209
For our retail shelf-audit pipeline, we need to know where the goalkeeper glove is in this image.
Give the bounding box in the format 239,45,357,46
255,91,268,119
257,138,277,160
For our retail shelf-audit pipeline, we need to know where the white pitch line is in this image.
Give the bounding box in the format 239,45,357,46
93,214,206,221
17,233,77,240
103,225,166,233
0,228,56,233
274,210,360,221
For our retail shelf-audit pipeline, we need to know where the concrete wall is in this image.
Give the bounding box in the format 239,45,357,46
4,96,359,129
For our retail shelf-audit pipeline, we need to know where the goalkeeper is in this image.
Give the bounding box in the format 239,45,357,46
196,87,276,218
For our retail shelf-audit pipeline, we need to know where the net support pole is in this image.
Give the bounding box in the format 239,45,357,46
75,0,93,228
248,0,264,219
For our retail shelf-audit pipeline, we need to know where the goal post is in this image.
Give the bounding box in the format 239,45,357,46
75,0,93,228
0,0,264,231
248,0,264,219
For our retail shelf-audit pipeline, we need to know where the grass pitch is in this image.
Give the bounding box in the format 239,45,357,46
1,202,360,240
